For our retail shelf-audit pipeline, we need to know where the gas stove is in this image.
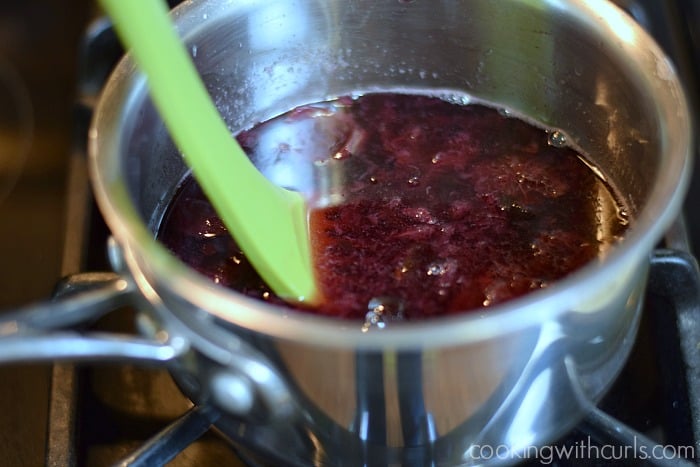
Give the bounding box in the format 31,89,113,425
0,1,699,466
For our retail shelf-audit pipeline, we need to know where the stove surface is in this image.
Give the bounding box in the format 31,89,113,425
0,2,92,465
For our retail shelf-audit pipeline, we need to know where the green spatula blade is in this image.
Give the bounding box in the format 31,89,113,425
99,0,318,303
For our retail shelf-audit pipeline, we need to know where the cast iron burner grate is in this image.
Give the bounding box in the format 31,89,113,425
46,1,700,465
47,247,700,467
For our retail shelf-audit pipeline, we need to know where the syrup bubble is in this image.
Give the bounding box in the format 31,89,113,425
362,296,405,332
497,107,512,118
547,130,568,148
426,258,458,289
406,207,437,224
407,166,422,186
442,93,472,106
427,261,448,276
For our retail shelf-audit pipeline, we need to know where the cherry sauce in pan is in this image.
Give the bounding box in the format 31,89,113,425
156,93,629,325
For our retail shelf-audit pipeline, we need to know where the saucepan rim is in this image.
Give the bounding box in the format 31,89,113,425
88,0,694,349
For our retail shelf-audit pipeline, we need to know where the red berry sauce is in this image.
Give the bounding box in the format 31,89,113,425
156,93,629,323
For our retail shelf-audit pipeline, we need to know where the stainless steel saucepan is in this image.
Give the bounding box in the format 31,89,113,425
0,1,694,465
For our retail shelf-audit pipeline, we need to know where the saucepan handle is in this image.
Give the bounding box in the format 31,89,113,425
0,271,187,364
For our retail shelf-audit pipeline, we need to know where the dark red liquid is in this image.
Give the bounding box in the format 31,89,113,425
157,93,628,322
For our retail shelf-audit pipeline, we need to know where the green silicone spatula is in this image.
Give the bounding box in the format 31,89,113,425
99,0,318,304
